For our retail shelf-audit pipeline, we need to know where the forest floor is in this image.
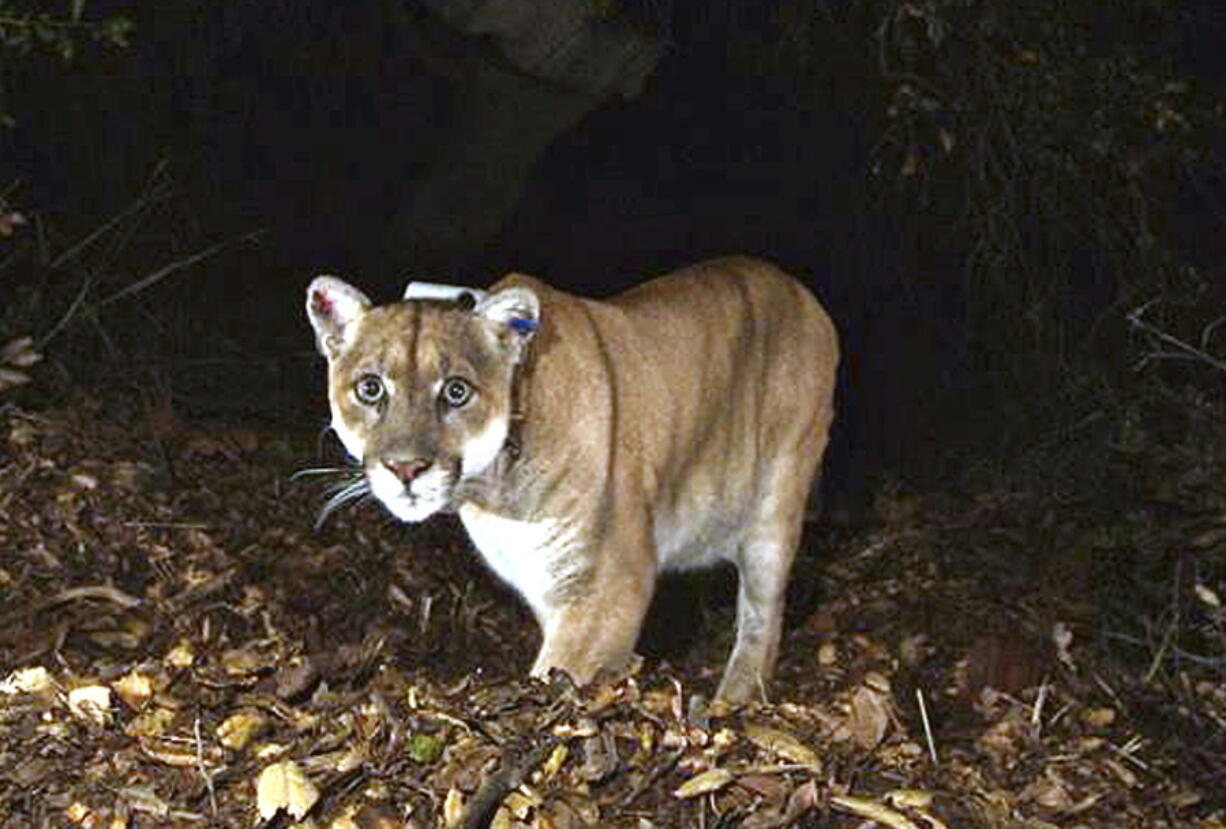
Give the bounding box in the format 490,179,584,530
1,375,1225,828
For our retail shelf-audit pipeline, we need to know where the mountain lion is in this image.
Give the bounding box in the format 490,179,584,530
306,256,838,702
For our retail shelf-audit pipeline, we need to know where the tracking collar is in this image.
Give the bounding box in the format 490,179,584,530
403,281,488,307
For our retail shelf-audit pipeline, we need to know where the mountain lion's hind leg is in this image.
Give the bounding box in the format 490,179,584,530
717,527,799,702
716,458,818,703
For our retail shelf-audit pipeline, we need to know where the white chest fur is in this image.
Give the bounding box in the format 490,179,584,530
457,504,583,620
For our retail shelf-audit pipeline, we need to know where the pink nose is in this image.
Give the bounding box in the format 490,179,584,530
384,459,431,484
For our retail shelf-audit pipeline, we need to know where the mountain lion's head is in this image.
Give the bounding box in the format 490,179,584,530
306,276,539,522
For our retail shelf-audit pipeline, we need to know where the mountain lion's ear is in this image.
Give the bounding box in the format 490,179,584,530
475,287,539,356
307,276,372,359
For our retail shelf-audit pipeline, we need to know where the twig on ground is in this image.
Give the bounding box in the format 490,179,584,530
194,717,218,818
1031,679,1050,729
1111,735,1150,771
915,687,937,763
1102,631,1226,668
1144,557,1184,684
36,276,91,349
0,583,142,635
461,739,557,829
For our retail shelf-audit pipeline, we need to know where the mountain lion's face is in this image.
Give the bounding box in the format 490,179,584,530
306,277,538,521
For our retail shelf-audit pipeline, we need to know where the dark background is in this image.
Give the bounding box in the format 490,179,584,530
3,0,1225,501
5,8,1226,811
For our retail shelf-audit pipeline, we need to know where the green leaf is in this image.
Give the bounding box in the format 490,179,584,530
407,733,443,764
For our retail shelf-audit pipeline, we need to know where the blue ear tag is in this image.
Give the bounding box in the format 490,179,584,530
510,317,538,335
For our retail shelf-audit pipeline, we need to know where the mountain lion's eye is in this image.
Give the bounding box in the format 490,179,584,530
440,377,472,408
354,374,385,405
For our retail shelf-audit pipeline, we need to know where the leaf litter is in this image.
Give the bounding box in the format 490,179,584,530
1,398,1224,828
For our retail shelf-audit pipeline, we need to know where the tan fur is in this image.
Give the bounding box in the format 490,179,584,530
306,256,838,702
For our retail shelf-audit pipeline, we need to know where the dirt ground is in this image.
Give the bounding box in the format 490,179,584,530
1,383,1224,828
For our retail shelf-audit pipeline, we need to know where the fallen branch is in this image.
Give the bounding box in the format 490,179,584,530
461,739,557,829
97,229,265,308
1127,301,1226,374
49,161,177,270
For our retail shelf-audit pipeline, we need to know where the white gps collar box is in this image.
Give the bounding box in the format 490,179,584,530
403,281,488,305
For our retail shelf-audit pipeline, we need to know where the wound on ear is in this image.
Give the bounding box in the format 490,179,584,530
311,290,334,316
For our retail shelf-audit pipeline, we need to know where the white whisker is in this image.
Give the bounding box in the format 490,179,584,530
290,465,352,481
292,464,370,528
315,476,371,528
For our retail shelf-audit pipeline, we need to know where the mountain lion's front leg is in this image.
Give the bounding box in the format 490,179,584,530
530,534,657,686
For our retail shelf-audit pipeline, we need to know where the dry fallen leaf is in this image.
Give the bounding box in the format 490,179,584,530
831,794,920,829
217,709,269,750
578,732,619,782
256,759,320,820
0,385,1218,827
0,367,32,391
0,211,26,236
503,788,542,818
886,788,951,829
1024,767,1074,811
112,672,154,710
782,780,821,821
898,633,930,667
139,736,218,767
67,685,112,726
1194,582,1221,608
538,743,569,781
1080,707,1116,729
164,641,195,668
1053,622,1075,671
0,337,40,393
123,707,175,738
443,786,465,827
673,767,734,799
0,666,54,695
885,789,932,809
489,806,513,829
743,723,821,769
1104,757,1139,788
831,674,894,749
64,802,94,824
